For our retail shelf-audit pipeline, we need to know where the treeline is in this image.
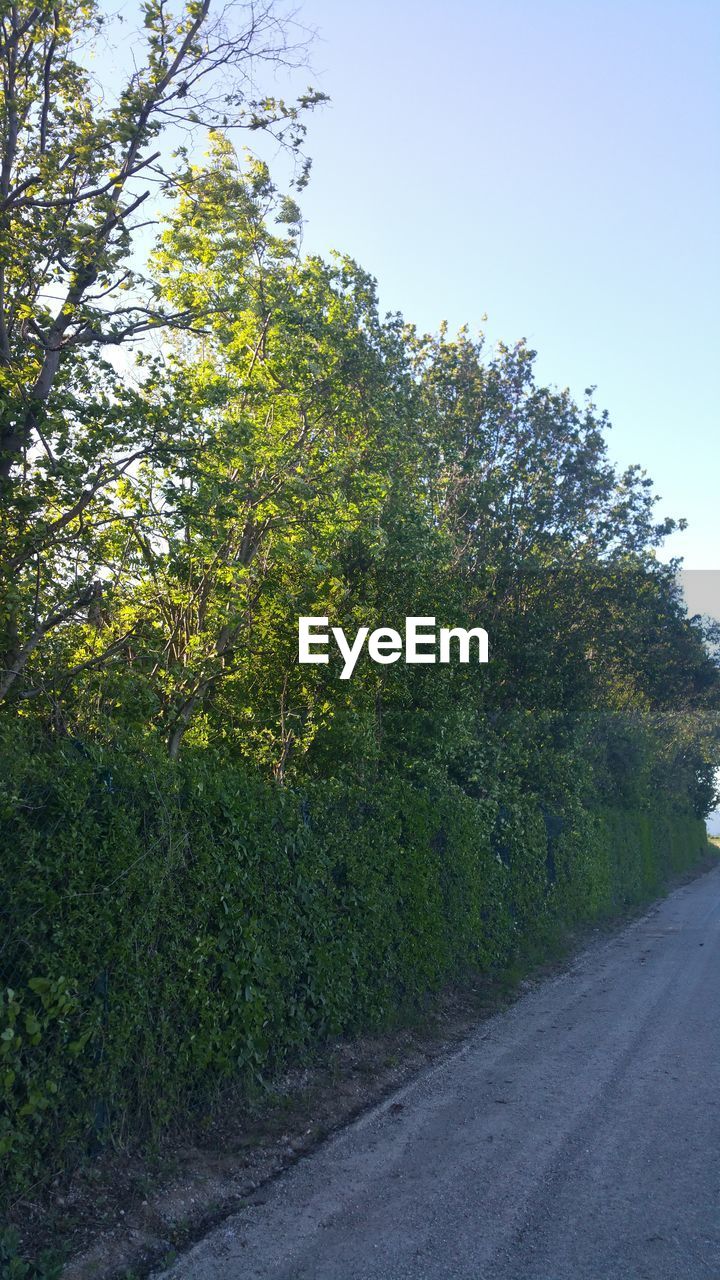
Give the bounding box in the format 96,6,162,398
1,125,717,808
1,0,719,1202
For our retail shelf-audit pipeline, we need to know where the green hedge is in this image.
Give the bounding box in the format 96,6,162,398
0,737,710,1201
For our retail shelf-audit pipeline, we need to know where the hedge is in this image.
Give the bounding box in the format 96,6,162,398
0,736,710,1201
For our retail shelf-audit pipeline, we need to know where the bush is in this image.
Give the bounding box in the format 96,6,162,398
0,729,710,1202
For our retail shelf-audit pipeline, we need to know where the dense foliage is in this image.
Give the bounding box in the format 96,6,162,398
1,0,718,1203
0,731,709,1197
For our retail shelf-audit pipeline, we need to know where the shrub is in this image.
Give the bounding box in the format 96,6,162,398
0,728,710,1201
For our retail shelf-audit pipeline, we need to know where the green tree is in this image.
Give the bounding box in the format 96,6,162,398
0,0,325,702
70,140,421,756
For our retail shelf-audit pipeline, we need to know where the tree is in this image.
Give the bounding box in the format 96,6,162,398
0,0,325,702
68,139,420,756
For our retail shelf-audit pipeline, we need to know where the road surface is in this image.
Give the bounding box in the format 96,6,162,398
156,863,720,1280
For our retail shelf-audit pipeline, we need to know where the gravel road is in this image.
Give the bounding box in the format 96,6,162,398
156,863,720,1280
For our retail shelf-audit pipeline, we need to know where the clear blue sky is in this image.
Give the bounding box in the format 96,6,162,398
280,0,719,569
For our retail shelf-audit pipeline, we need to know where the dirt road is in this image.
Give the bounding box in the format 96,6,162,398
156,864,720,1280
